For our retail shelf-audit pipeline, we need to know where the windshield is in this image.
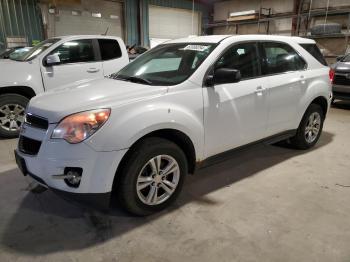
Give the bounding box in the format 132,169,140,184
11,38,60,61
112,43,217,86
8,47,31,60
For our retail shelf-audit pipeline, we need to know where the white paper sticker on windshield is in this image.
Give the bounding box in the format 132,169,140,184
43,43,53,47
182,45,210,52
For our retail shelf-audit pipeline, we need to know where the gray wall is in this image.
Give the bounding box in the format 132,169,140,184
40,0,123,39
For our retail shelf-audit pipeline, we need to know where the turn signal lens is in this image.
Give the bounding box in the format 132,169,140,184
51,109,111,144
329,68,335,83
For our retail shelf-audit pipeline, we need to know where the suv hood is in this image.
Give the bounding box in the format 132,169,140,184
333,61,350,72
28,78,168,123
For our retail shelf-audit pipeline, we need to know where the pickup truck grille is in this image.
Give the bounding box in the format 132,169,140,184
334,74,350,86
18,136,42,155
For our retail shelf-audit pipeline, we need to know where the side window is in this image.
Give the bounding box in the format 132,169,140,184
215,42,260,79
98,39,122,60
49,39,95,64
261,42,306,75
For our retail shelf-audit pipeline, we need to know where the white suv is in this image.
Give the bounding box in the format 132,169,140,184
15,35,332,215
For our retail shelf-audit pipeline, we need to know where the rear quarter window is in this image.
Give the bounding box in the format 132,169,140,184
98,39,122,60
300,44,328,66
260,42,306,75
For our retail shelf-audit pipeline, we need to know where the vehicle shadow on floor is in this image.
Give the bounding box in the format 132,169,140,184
0,131,334,255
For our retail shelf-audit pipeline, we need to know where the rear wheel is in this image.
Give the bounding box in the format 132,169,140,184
290,104,324,149
117,137,187,216
0,94,28,138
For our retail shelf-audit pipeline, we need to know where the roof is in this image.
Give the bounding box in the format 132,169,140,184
53,35,122,40
165,34,315,44
165,35,231,44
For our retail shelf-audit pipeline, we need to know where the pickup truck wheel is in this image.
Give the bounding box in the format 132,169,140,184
290,104,324,149
0,94,29,138
117,137,187,216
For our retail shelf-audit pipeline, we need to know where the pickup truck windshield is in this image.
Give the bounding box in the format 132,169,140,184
113,43,217,86
11,38,60,61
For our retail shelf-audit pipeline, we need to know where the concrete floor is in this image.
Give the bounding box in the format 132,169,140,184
0,102,350,262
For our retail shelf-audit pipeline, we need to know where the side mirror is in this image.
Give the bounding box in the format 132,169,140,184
207,68,241,86
45,54,60,66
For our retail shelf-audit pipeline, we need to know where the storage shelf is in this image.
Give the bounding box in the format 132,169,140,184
206,8,350,29
307,33,350,39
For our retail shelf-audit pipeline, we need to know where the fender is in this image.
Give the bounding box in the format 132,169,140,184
86,88,204,160
0,59,44,95
295,69,331,126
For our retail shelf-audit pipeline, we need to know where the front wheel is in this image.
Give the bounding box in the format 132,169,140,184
0,94,29,138
290,104,324,149
117,137,187,216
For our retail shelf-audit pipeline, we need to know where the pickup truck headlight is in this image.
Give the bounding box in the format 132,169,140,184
51,109,111,144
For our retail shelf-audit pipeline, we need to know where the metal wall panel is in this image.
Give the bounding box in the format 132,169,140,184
145,0,209,46
0,0,44,50
124,0,139,46
125,0,210,47
41,0,123,39
148,5,200,39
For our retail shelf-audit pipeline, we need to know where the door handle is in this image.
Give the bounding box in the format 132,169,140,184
87,68,100,73
300,75,306,84
254,86,266,95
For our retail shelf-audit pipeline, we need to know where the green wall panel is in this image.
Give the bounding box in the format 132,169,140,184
0,0,44,50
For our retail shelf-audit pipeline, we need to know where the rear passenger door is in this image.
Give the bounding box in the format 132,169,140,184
259,41,306,135
98,39,128,76
41,39,103,90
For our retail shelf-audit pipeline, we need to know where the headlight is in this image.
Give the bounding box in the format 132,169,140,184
51,109,111,144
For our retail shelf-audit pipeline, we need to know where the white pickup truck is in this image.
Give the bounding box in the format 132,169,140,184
0,35,129,138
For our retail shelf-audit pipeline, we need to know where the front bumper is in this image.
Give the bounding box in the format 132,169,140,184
15,122,128,208
333,84,350,94
333,83,350,100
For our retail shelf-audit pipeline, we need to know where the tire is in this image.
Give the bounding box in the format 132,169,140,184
117,137,188,216
0,94,29,138
290,104,324,150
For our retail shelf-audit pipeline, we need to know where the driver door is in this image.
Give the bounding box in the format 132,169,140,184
41,39,103,90
203,42,269,158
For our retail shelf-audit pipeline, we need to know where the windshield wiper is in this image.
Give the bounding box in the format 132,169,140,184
113,75,153,85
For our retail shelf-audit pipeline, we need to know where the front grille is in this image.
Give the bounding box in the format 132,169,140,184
334,74,350,86
18,136,42,155
25,113,49,130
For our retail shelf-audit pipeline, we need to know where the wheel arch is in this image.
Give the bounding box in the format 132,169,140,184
0,86,36,99
310,96,328,118
112,128,197,190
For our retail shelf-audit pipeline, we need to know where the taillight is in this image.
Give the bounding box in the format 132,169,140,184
329,68,335,83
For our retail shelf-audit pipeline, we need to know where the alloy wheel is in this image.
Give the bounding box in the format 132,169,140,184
136,154,180,206
0,104,25,132
305,112,321,144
